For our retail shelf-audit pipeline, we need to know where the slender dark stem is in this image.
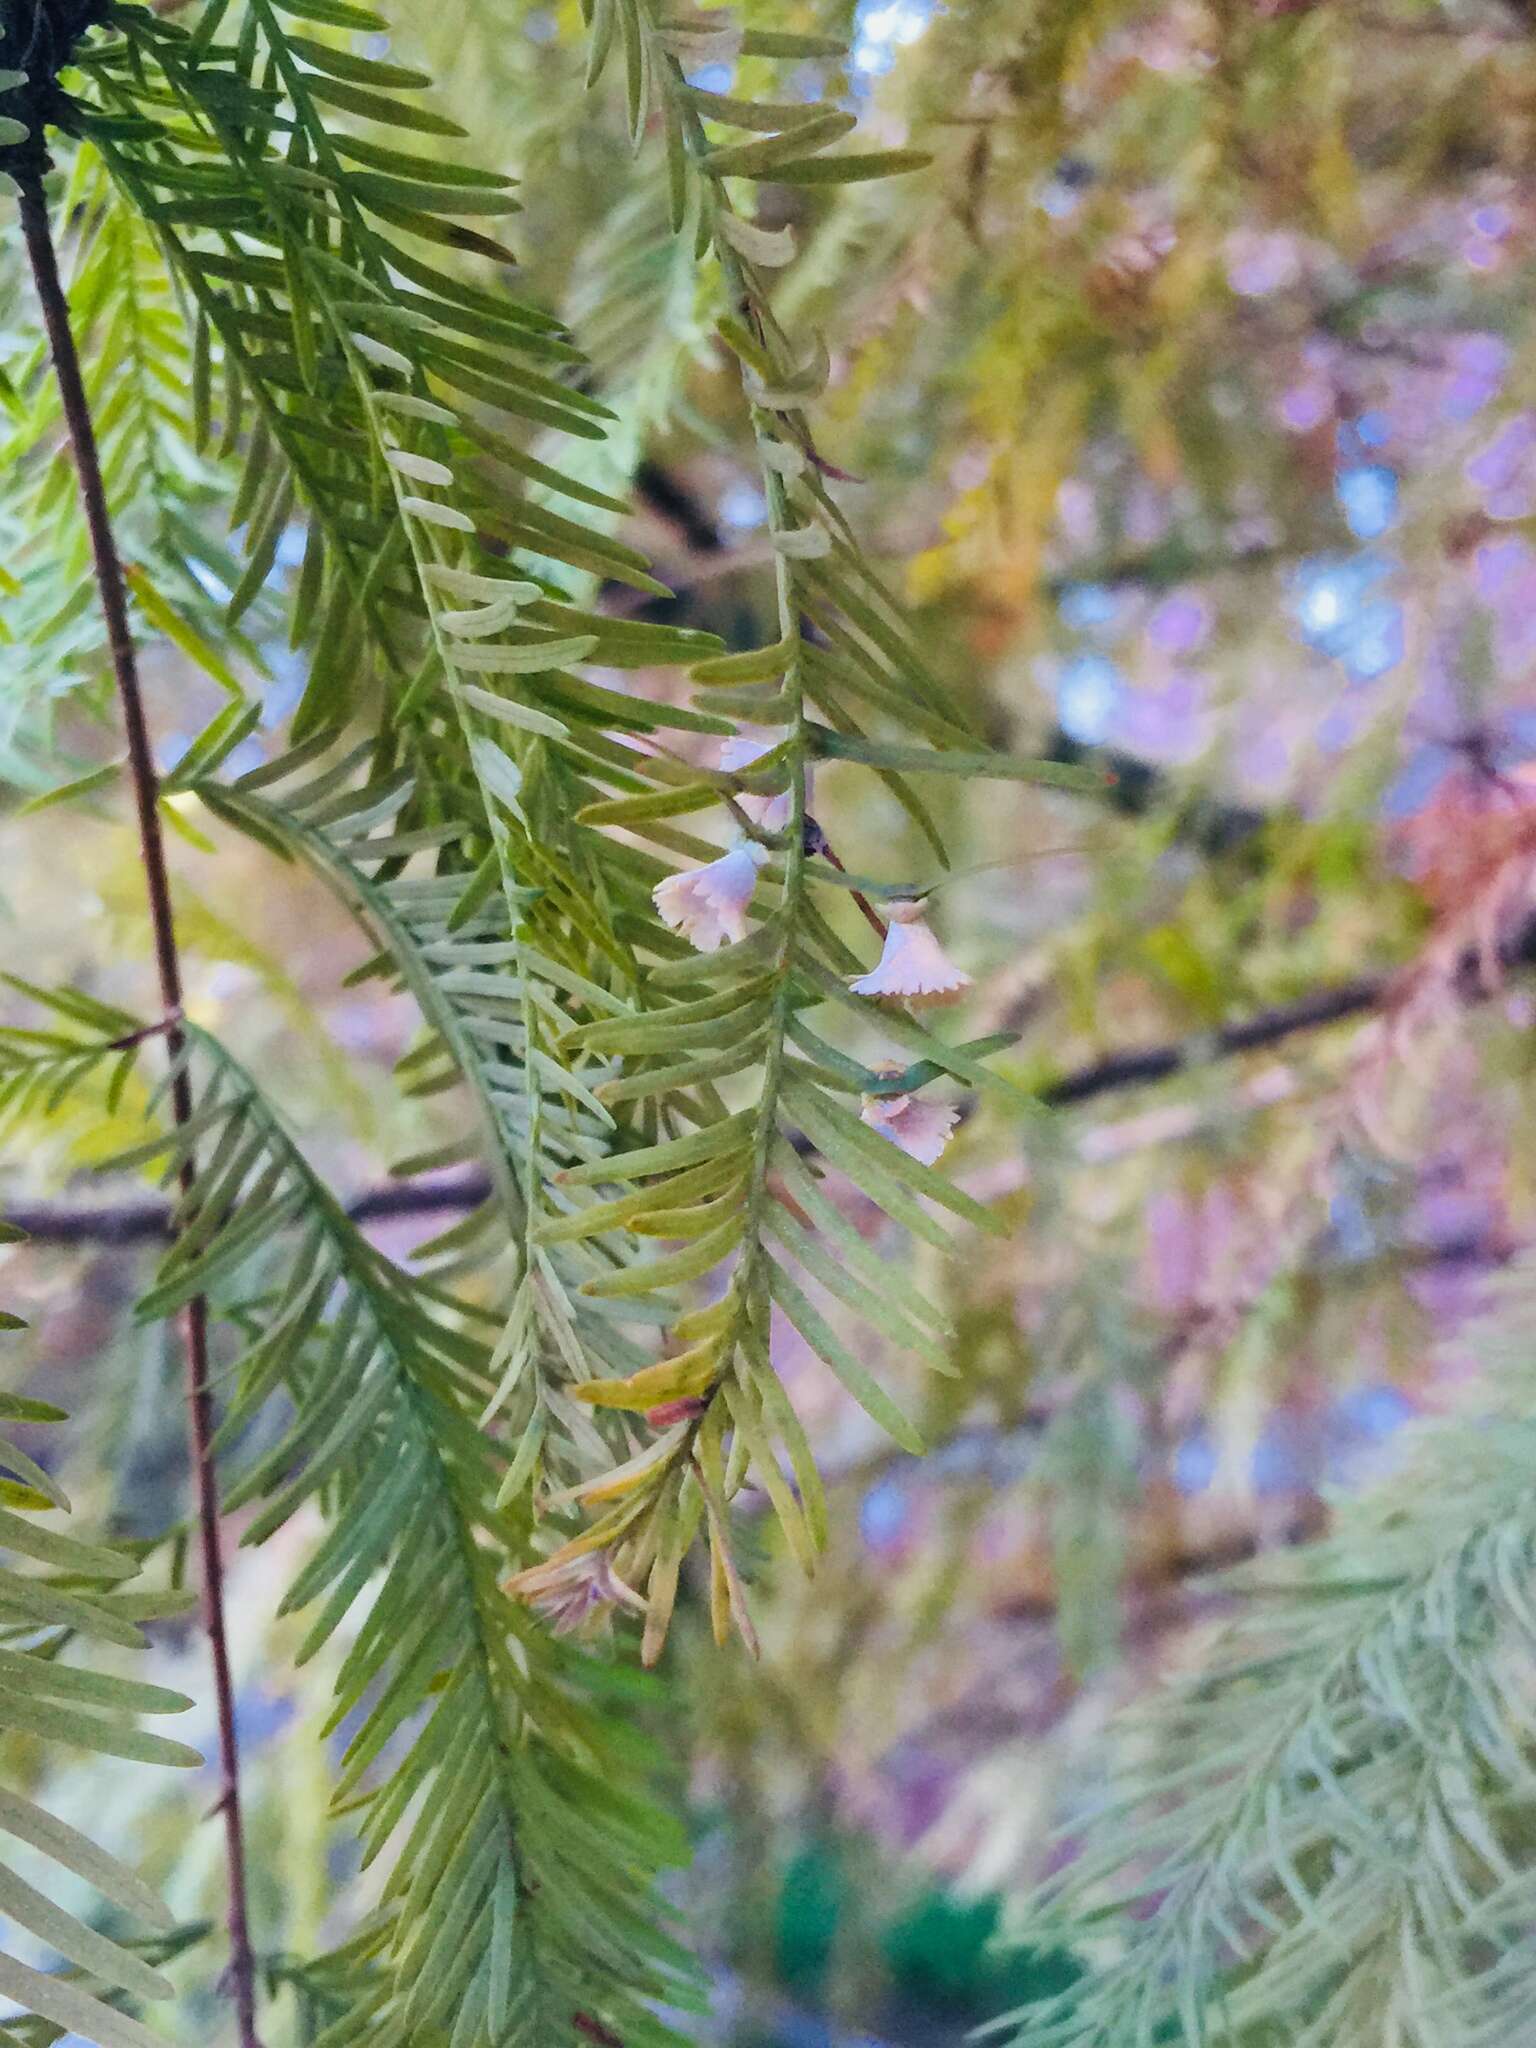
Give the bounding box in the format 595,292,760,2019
18,174,264,2048
4,1172,499,1246
813,838,888,940
1041,975,1385,1106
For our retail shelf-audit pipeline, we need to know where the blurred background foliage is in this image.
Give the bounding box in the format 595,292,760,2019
9,0,1536,2041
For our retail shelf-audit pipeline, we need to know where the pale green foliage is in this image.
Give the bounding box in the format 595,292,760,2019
49,0,1060,1669
0,150,250,778
114,1019,698,2044
1,0,1051,2031
0,1382,197,2048
551,169,715,558
0,4,1523,2045
194,742,664,1496
1002,1258,1536,2048
7,0,1536,2033
466,0,1087,1657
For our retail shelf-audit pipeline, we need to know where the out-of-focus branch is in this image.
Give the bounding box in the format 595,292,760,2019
1357,8,1522,40
619,464,1304,861
1042,728,1271,854
1,983,1375,1245
634,458,725,556
991,1502,1331,1632
2,1173,495,1245
11,903,1534,1249
1043,538,1290,600
1041,973,1383,1104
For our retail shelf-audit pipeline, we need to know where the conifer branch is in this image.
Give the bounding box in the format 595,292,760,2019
16,171,264,2048
0,958,1466,1245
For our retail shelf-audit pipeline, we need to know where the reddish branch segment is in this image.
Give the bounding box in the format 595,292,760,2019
18,177,265,2048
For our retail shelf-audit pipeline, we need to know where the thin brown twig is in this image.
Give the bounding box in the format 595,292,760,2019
814,837,888,940
1041,974,1384,1104
104,1010,183,1054
3,1173,497,1246
18,175,264,2048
